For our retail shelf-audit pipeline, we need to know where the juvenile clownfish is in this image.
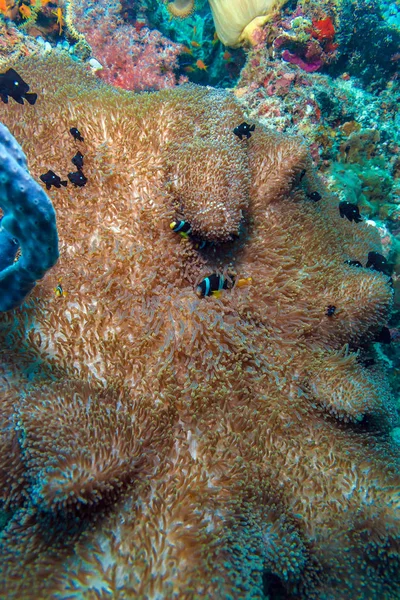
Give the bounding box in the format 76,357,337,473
196,274,230,298
54,282,67,298
170,220,192,239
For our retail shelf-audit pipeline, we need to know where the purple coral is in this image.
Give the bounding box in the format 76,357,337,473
282,48,323,72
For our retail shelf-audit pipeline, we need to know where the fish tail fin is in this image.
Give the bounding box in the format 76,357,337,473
25,93,37,105
61,180,68,187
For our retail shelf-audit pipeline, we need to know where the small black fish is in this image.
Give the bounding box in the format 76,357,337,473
375,326,391,344
71,151,84,171
361,357,376,368
344,259,363,268
339,201,362,223
70,127,84,142
196,274,229,298
170,220,192,238
233,122,255,140
68,171,87,187
308,191,321,202
325,305,336,316
40,170,67,190
366,251,392,276
0,68,37,105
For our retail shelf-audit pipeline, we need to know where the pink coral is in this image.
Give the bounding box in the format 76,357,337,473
87,26,184,91
73,0,184,91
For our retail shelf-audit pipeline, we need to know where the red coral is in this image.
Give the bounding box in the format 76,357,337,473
312,17,335,42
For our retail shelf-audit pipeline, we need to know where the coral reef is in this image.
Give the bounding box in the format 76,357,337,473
0,53,399,598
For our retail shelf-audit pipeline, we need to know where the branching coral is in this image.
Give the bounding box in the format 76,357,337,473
0,53,399,598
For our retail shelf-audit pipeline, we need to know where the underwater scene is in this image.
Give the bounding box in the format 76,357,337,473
0,0,400,598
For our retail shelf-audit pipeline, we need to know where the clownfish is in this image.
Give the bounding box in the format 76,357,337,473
54,282,67,298
170,220,192,238
196,274,229,298
193,239,208,250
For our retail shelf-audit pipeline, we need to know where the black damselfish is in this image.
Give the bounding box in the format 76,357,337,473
366,251,392,276
40,170,67,190
72,151,84,171
308,191,321,202
196,274,230,298
339,201,362,223
375,326,391,344
70,127,84,142
233,122,255,140
0,68,37,105
68,171,87,187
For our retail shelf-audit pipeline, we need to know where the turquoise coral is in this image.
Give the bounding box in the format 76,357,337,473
0,122,58,312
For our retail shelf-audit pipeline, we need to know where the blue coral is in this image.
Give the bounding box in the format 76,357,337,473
0,123,59,311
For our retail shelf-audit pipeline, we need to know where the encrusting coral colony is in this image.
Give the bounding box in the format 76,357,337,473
0,53,399,599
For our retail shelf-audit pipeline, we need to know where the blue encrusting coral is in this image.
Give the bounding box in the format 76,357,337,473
0,122,58,311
